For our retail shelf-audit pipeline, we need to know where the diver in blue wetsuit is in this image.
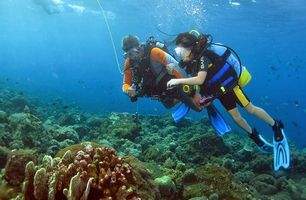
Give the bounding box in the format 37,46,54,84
167,30,290,171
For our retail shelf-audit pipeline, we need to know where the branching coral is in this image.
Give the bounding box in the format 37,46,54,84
18,143,146,200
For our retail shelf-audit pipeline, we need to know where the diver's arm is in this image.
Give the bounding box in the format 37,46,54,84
167,71,207,87
150,47,186,78
122,58,134,95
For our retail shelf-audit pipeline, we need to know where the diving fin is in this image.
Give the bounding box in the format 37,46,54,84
172,103,190,123
250,128,273,153
273,120,290,171
207,104,231,136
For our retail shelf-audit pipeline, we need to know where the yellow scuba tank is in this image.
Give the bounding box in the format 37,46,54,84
238,66,252,87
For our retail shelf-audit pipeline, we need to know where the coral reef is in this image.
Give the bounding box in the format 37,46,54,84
13,142,158,200
1,87,306,200
4,149,37,186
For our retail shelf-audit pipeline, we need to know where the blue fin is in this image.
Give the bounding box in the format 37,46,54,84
207,104,231,136
172,103,190,123
273,125,290,171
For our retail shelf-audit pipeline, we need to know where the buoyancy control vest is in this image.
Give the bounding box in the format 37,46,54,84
130,37,171,98
201,46,238,97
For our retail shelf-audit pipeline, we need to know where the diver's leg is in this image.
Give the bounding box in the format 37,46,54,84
228,108,252,134
244,103,275,126
220,89,272,152
232,86,275,126
219,89,252,134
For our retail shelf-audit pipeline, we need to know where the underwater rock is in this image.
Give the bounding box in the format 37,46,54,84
234,171,255,184
154,175,176,198
111,125,141,141
176,133,230,164
208,193,219,200
86,116,104,128
160,125,178,137
235,147,255,162
0,181,20,200
4,149,37,186
176,162,187,172
249,156,272,173
73,124,90,140
58,113,82,126
251,174,278,195
0,146,10,168
116,139,142,158
107,113,141,141
181,168,198,185
183,183,208,199
54,126,79,143
292,150,306,173
222,158,239,173
188,197,208,200
144,146,162,162
123,156,160,199
8,113,41,132
15,142,158,200
193,164,253,199
0,110,8,124
7,112,44,149
163,157,177,169
9,96,28,112
286,179,303,199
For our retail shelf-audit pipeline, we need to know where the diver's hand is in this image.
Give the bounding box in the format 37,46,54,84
167,79,181,88
127,87,137,97
193,93,203,110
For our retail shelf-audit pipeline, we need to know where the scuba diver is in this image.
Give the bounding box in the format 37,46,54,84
121,35,201,113
166,30,290,171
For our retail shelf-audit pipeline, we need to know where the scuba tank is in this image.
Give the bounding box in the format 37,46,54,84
129,36,170,102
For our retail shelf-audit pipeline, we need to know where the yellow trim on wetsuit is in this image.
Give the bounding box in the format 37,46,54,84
233,86,250,107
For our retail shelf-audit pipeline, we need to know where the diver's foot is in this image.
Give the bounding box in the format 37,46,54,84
249,128,273,153
272,120,284,141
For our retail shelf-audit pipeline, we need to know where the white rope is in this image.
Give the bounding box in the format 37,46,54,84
96,0,123,75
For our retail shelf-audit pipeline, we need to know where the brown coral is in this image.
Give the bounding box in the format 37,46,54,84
4,149,36,186
20,143,148,200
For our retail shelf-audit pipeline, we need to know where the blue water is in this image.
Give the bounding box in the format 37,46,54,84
0,0,306,147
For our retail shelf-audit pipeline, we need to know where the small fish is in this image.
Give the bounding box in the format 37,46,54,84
229,0,240,6
270,66,277,71
292,121,299,128
294,101,299,107
63,105,69,109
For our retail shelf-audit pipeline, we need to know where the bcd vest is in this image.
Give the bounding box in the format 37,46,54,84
200,48,239,97
130,45,170,97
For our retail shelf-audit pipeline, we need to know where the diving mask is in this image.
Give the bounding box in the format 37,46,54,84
175,46,191,62
124,47,142,60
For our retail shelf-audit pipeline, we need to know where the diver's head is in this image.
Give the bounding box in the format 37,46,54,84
122,35,140,52
174,32,198,62
175,31,209,62
122,35,144,61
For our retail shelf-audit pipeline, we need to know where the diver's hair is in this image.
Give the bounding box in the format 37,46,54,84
122,35,140,52
175,32,199,48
